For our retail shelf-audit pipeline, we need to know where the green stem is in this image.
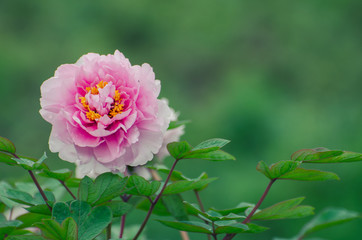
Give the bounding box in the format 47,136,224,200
133,158,180,240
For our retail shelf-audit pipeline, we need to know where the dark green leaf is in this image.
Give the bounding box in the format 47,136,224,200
157,220,212,234
0,218,22,239
167,141,192,159
65,178,81,188
291,148,362,163
11,154,48,171
25,204,52,216
52,202,71,224
244,223,269,233
163,178,217,195
192,138,230,151
35,217,77,240
136,198,171,216
210,202,255,216
0,136,16,154
16,213,50,229
6,236,47,240
214,222,248,234
0,152,17,166
279,168,340,181
4,189,36,206
251,197,314,220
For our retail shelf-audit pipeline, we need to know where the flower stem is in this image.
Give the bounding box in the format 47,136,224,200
28,170,52,211
133,159,180,240
107,223,112,239
59,180,76,200
223,179,276,240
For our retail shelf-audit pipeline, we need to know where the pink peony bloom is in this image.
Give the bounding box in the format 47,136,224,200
40,50,172,177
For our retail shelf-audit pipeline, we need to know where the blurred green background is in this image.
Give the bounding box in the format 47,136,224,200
1,0,362,239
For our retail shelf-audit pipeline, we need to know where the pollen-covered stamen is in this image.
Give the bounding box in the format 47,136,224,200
79,81,124,121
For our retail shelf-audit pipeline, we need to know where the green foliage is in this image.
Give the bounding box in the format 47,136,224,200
278,168,339,181
157,220,212,234
163,177,217,195
35,217,77,240
0,137,16,154
168,120,190,130
167,141,192,160
0,214,22,239
39,169,73,182
257,160,300,179
78,173,127,205
291,148,362,163
251,197,314,221
125,175,160,196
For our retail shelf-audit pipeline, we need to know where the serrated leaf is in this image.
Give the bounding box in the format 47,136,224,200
251,197,314,220
39,169,73,182
0,136,16,154
157,220,212,233
162,194,189,221
291,148,362,163
126,175,160,196
279,168,340,181
257,160,300,179
297,208,360,238
167,141,192,159
183,149,235,161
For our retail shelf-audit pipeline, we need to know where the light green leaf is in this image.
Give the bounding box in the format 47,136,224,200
279,168,340,181
162,194,189,221
16,213,50,229
168,120,190,130
167,141,192,159
0,152,17,166
0,217,22,239
251,197,314,220
35,217,77,240
297,208,360,238
214,222,248,234
210,202,255,216
183,149,235,161
163,178,217,195
6,236,47,240
157,220,212,234
291,148,362,163
0,136,16,154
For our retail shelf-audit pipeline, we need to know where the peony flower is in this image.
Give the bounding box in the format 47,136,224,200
40,50,172,177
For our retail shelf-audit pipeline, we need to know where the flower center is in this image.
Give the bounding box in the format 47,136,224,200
79,80,124,121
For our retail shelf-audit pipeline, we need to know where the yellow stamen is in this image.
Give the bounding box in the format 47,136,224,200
97,80,108,89
86,110,101,121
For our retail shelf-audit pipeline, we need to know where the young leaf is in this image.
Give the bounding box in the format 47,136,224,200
291,148,362,163
183,150,235,161
214,222,249,234
210,202,255,216
192,138,230,153
257,160,300,179
167,141,192,159
0,152,17,166
251,197,314,220
168,120,190,130
163,178,217,195
0,136,16,154
157,220,212,234
297,208,360,238
126,175,160,196
278,168,340,181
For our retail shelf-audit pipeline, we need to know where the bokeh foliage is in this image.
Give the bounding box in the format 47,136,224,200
0,0,361,239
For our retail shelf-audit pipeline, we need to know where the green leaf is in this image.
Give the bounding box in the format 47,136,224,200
51,200,112,240
16,213,50,229
25,204,52,216
35,217,77,240
6,236,47,240
297,208,360,238
162,194,189,221
214,222,249,234
168,120,190,130
210,202,255,216
0,152,17,166
278,168,340,181
291,148,362,163
65,178,81,188
163,178,217,195
0,136,16,154
167,141,192,159
136,198,171,216
157,220,212,234
11,153,48,171
183,149,235,161
39,169,73,182
251,197,314,220
4,189,36,206
0,217,22,239
244,223,269,233
100,201,132,217
192,138,230,151
257,160,300,179
126,175,160,196
78,173,127,205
